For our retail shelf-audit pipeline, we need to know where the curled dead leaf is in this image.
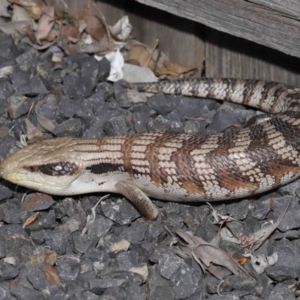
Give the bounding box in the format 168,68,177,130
23,212,39,228
42,265,61,286
35,6,55,42
35,98,56,133
124,39,159,71
30,248,57,266
109,15,132,41
9,0,43,19
175,229,255,281
232,256,248,266
238,198,291,252
155,59,197,78
24,118,45,144
84,14,106,41
0,0,10,17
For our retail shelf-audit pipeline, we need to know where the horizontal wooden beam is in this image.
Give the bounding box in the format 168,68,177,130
135,0,300,58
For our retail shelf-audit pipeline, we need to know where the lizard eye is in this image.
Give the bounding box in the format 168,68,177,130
26,162,77,176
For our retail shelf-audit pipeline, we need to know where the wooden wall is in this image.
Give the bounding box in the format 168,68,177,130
98,0,300,86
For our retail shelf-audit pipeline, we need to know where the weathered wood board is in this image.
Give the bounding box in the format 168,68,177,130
98,0,300,86
134,0,300,59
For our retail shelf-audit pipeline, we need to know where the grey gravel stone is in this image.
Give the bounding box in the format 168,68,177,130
175,96,215,119
271,195,300,232
158,252,183,280
0,133,17,160
208,104,248,132
144,223,167,243
7,95,31,119
97,57,110,81
0,225,30,264
225,199,250,220
208,294,240,300
120,223,148,244
148,265,173,299
0,235,7,258
90,271,143,295
15,48,38,72
148,114,172,131
279,177,300,196
267,284,296,300
72,231,98,254
22,193,55,211
243,296,262,300
223,274,258,293
2,199,22,224
81,56,101,88
170,258,203,299
26,209,56,231
26,263,51,291
266,238,300,281
83,291,103,300
184,119,206,133
17,75,48,95
87,216,113,238
116,248,145,271
43,286,70,300
30,230,46,245
56,258,81,283
147,93,174,116
53,118,82,137
44,228,68,255
250,195,273,220
57,96,82,118
101,198,140,225
149,285,175,300
0,80,15,101
131,104,153,132
0,35,19,59
0,262,19,280
10,285,44,300
0,285,12,300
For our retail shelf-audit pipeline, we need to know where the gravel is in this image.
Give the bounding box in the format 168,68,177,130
0,34,300,299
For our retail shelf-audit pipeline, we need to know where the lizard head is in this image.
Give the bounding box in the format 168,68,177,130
0,137,86,195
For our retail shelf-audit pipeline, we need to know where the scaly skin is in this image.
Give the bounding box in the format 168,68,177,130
1,78,300,219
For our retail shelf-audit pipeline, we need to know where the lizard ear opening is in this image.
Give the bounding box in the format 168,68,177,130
26,162,78,176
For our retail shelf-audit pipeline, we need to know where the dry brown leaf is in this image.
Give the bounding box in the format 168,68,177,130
176,229,254,281
12,4,31,21
109,15,132,41
23,212,39,228
0,21,32,35
62,25,79,40
232,256,248,266
30,248,57,266
24,117,44,144
61,37,109,54
0,0,10,17
42,265,61,285
35,98,56,133
156,60,197,78
84,14,106,41
35,6,55,43
125,39,159,70
238,198,291,252
9,0,43,19
45,0,112,53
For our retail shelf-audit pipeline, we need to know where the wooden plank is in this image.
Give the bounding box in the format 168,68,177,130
248,0,300,19
135,0,300,58
98,0,300,86
206,27,300,86
99,0,205,75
